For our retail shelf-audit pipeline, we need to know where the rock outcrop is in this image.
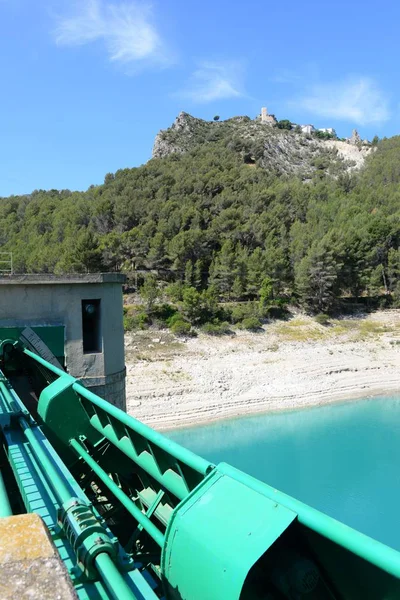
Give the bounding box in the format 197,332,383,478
349,129,362,145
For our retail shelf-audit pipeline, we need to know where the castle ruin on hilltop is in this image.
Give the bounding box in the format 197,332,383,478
259,107,277,125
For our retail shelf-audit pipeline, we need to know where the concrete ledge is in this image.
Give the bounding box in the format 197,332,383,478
0,513,77,599
0,273,126,285
80,367,127,388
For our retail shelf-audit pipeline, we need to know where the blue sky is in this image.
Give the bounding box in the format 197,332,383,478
0,0,399,196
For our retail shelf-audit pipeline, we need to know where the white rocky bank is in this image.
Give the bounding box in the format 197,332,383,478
125,312,400,431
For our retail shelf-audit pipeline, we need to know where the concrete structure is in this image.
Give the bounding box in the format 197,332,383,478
300,124,315,135
0,273,126,410
0,513,77,600
318,128,337,137
260,107,277,125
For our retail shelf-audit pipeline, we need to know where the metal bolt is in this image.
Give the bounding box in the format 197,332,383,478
94,536,105,545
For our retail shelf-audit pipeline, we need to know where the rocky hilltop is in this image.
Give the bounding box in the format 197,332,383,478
153,112,373,178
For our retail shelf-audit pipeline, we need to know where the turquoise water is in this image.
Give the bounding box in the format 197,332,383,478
168,396,400,551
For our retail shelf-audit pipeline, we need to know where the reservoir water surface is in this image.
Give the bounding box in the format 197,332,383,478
168,396,400,551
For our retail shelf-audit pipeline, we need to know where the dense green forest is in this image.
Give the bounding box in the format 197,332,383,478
1,132,400,327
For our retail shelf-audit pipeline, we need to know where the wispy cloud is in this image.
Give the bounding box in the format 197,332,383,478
270,69,303,85
176,61,245,103
293,77,389,125
54,0,170,67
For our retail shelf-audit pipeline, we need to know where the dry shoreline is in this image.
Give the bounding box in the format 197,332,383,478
125,311,400,431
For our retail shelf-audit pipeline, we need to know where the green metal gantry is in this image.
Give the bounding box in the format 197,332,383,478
1,333,400,599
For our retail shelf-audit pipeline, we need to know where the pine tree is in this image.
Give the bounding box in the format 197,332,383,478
259,277,273,311
140,275,159,312
231,276,243,300
388,248,400,291
184,260,194,286
295,245,341,312
193,259,204,290
209,240,236,297
246,248,265,297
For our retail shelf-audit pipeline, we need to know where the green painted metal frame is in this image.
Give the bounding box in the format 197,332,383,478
217,462,400,579
0,372,159,600
0,326,65,363
70,438,165,548
3,341,400,599
0,470,12,517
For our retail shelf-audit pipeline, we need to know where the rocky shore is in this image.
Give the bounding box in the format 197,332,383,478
125,311,400,431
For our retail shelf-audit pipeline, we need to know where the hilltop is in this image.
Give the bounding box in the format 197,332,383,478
0,116,400,317
153,111,372,177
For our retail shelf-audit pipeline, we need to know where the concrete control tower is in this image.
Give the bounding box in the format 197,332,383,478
0,273,126,410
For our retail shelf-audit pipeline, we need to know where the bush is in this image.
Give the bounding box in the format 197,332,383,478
392,283,400,308
164,281,185,302
229,303,258,324
124,312,149,331
238,317,262,331
152,303,178,325
314,313,330,326
170,320,192,336
166,312,183,327
201,321,232,336
262,304,289,320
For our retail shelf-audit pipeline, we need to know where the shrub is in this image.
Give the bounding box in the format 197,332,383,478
164,281,185,302
124,312,149,331
238,317,262,331
152,303,178,325
314,313,330,326
167,312,184,327
262,304,289,320
201,321,232,336
229,303,257,324
170,320,192,336
392,282,400,308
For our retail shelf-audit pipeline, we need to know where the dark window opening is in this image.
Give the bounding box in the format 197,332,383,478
82,299,102,353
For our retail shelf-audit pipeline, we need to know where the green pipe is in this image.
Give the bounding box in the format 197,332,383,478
70,438,165,548
23,348,66,378
73,382,212,476
0,470,12,517
218,462,400,580
19,417,72,505
0,378,27,415
94,552,139,600
89,414,189,501
0,381,12,412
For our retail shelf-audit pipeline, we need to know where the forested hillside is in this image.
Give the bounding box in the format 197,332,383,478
1,125,400,316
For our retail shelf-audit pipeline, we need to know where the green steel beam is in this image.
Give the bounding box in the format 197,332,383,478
19,417,72,504
70,438,165,548
0,470,12,517
73,383,211,477
94,553,139,600
0,377,28,415
23,347,66,378
218,462,400,580
87,414,190,501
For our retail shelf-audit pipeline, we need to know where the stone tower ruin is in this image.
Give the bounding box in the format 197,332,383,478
260,107,276,126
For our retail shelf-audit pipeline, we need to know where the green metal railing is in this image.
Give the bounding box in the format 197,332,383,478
14,342,400,598
73,382,212,501
0,471,12,517
17,414,138,599
70,438,165,548
219,463,400,580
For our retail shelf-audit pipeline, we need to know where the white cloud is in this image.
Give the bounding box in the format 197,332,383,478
177,61,244,103
293,77,389,125
54,0,169,67
270,69,303,85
